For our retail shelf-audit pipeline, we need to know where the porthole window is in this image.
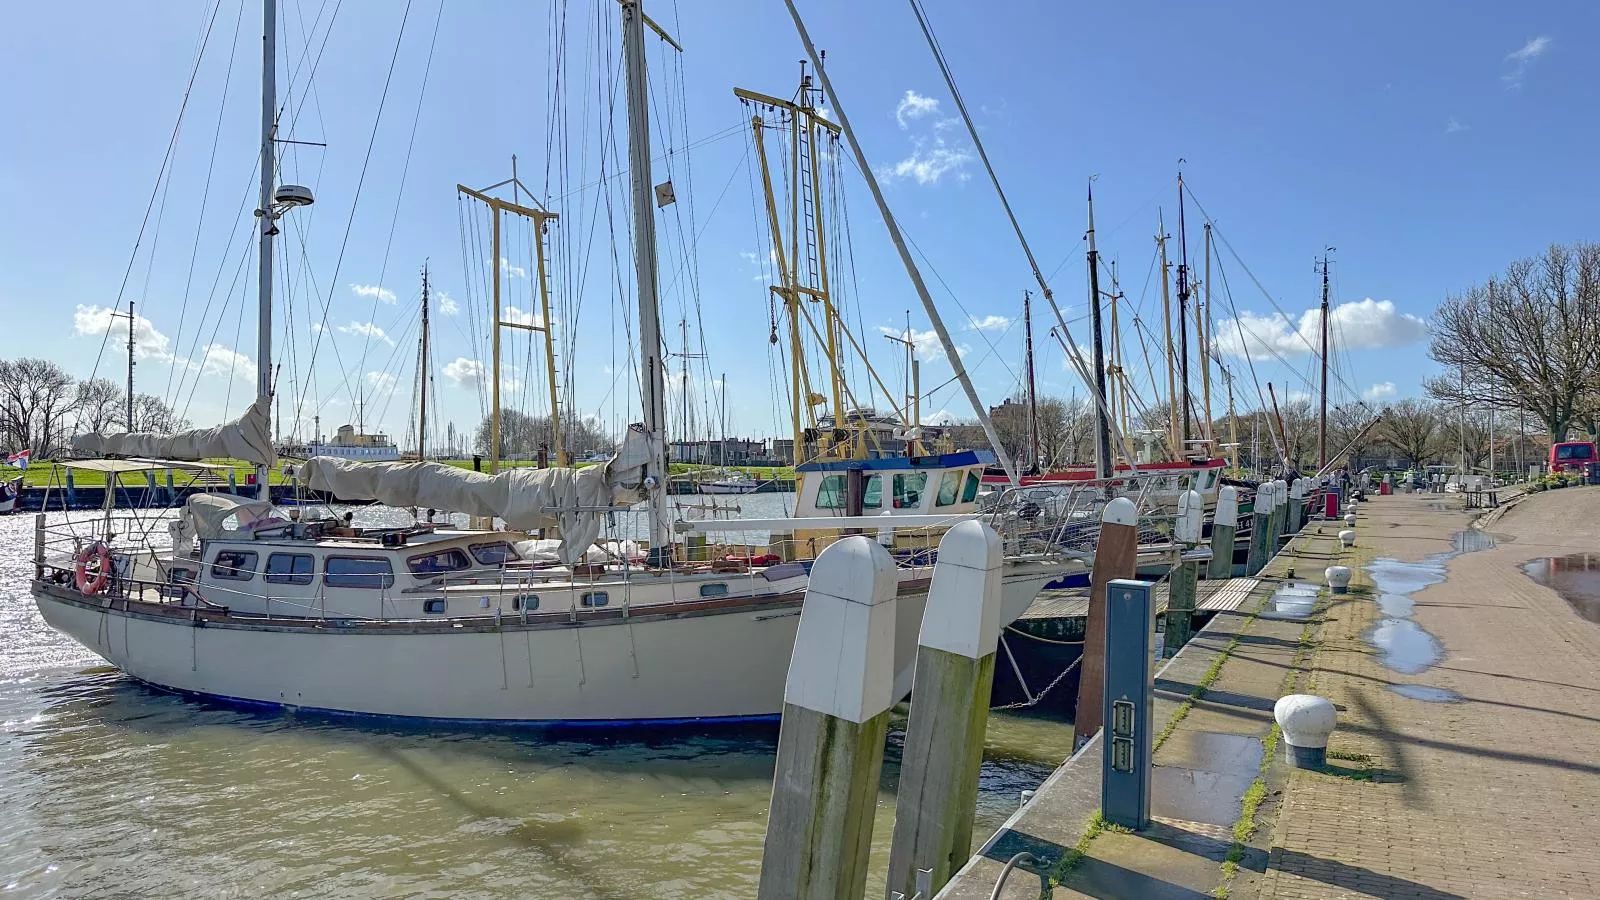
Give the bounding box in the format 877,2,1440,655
580,591,609,607
423,599,447,614
511,593,539,611
699,583,729,598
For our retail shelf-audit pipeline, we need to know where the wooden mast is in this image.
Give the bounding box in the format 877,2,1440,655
1023,290,1040,470
418,264,430,459
1201,223,1214,447
1087,182,1112,478
1156,213,1177,456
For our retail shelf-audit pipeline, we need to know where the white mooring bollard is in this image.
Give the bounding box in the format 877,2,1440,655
1325,565,1351,594
1338,529,1356,548
1274,694,1337,768
1344,512,1357,528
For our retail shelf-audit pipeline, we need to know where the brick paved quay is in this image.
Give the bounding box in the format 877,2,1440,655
940,487,1600,900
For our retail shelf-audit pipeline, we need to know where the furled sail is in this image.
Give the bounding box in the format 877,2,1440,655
73,395,276,466
301,425,658,564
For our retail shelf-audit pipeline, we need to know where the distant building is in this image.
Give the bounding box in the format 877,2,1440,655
281,423,400,461
669,438,768,465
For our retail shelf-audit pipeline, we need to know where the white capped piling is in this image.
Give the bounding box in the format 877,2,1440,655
1270,478,1290,541
886,520,1003,899
1274,694,1337,769
1245,481,1275,576
1325,565,1352,594
1167,489,1205,649
758,536,899,900
1074,497,1141,747
1338,529,1356,548
1288,480,1306,533
1208,485,1239,579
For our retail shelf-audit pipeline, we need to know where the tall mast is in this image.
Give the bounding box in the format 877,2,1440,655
1086,183,1112,478
1156,213,1177,456
1022,290,1040,470
254,0,278,500
1201,223,1214,447
1175,170,1191,451
621,0,671,553
1317,249,1332,470
418,264,430,459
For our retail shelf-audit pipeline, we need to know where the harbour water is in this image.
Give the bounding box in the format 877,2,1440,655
0,505,1074,898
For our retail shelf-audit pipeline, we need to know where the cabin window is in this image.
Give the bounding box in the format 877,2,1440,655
324,556,395,589
961,471,981,503
816,474,846,509
469,541,517,565
512,593,539,611
407,548,471,575
936,471,962,507
264,552,314,585
581,591,610,607
210,550,258,581
893,473,928,509
862,474,883,509
423,599,447,614
699,583,729,598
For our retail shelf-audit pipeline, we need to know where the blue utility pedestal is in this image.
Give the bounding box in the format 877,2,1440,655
1101,578,1155,831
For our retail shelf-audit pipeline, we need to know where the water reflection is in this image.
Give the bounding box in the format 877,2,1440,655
1523,553,1600,624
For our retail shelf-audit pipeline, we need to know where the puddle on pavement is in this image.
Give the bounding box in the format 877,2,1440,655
1388,684,1463,703
1522,553,1600,625
1363,530,1497,684
1265,582,1319,619
1151,731,1264,827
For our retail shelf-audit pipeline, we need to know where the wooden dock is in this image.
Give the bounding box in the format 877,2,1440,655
1016,576,1260,621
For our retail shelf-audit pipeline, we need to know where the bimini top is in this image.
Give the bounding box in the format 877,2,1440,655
795,450,994,473
185,492,283,540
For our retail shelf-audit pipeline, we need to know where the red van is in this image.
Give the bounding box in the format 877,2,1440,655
1549,441,1598,473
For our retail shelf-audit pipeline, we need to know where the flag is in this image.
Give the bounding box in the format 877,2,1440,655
6,449,30,470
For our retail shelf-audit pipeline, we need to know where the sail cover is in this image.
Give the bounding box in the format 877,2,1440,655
302,443,650,564
73,395,276,467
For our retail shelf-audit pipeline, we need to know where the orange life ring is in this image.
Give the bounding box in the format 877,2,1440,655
74,542,112,595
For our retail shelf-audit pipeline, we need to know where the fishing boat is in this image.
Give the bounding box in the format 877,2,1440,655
698,470,759,495
31,0,1137,724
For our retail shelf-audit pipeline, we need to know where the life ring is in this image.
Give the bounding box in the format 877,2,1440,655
74,542,112,595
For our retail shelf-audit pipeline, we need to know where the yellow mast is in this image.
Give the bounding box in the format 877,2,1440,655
1156,214,1177,456
1199,222,1214,448
1107,267,1130,449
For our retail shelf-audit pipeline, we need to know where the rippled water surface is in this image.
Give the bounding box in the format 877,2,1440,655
0,507,1073,897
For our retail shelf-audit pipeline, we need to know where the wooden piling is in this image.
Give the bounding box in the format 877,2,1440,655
1208,485,1239,579
758,536,899,900
1244,481,1274,576
1074,497,1141,747
886,520,1003,899
1287,480,1305,533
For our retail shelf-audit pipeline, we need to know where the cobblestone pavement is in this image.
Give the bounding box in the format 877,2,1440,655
1251,489,1600,899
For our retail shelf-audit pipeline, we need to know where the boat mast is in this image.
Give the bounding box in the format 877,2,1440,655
418,263,430,459
1176,169,1191,452
1201,222,1214,448
1022,290,1040,470
1317,249,1332,470
1086,183,1112,478
254,0,278,501
1156,213,1177,457
106,300,137,431
621,0,672,554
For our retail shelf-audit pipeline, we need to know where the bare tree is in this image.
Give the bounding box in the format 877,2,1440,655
132,394,190,434
1427,243,1600,440
474,408,615,459
0,358,77,456
1378,399,1442,467
1327,403,1383,468
74,377,125,435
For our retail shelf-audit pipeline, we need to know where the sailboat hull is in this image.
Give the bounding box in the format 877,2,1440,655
33,567,1059,724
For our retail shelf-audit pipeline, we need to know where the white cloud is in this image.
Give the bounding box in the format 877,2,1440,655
968,314,1011,332
880,142,973,185
349,283,396,304
198,343,257,383
879,325,968,362
494,257,528,279
501,305,549,328
443,357,484,387
1212,298,1426,361
923,408,960,425
436,291,460,316
1444,117,1467,134
1503,35,1551,86
336,321,395,347
1363,382,1397,402
72,304,172,360
895,90,940,128
364,371,398,395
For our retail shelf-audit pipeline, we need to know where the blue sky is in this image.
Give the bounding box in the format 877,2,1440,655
2,1,1593,447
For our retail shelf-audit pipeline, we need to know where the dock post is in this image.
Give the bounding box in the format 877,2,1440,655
144,470,157,507
1287,480,1305,533
34,513,46,580
757,536,898,900
1244,481,1274,576
1208,485,1239,580
1074,497,1141,748
1270,478,1289,543
164,469,176,506
65,468,76,508
1166,489,1204,650
886,520,1003,899
227,470,238,494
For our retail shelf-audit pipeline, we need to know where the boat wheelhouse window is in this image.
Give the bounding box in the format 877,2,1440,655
699,583,729,598
816,474,846,509
893,473,928,509
936,471,962,507
961,470,981,503
512,593,539,611
863,474,882,509
581,591,609,607
407,548,471,575
423,599,447,614
469,541,517,565
324,556,395,589
264,552,314,585
210,550,258,581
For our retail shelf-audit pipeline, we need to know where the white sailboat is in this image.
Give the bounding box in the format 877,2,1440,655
30,1,1152,724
